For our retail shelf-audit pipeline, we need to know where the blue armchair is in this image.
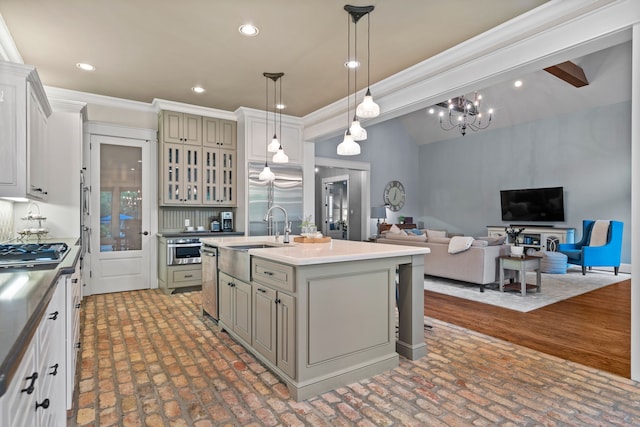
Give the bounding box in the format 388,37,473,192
558,220,623,275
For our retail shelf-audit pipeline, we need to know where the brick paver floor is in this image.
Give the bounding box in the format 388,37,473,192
69,289,640,426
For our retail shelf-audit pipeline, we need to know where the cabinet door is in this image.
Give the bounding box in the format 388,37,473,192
182,113,202,145
219,120,237,149
277,292,296,379
161,143,183,205
218,272,234,327
253,285,277,364
219,148,236,206
183,146,201,204
202,147,218,205
0,339,38,427
162,111,184,144
233,280,252,344
27,83,48,200
203,117,220,147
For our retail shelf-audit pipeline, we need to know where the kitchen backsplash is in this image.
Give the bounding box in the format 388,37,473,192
159,207,234,231
0,200,13,242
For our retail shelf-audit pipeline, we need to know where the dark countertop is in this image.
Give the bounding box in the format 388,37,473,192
0,238,81,397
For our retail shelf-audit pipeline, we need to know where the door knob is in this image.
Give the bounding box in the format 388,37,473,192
139,231,149,235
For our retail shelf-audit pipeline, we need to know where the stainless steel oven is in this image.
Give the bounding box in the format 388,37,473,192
166,238,202,265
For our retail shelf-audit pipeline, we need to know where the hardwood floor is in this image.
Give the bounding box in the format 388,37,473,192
424,279,631,378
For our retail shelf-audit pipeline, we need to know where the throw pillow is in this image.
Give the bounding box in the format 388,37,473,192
471,239,489,247
426,229,447,239
388,224,402,234
407,228,423,235
475,236,507,246
448,236,474,254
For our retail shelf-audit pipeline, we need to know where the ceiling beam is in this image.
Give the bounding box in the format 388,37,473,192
544,61,589,87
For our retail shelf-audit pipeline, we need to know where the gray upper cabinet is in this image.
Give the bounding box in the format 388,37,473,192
159,111,202,145
0,62,51,201
203,117,236,149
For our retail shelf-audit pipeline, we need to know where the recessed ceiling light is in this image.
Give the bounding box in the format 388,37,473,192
76,63,95,71
276,103,286,110
191,86,205,94
514,80,523,88
344,60,360,69
239,24,259,37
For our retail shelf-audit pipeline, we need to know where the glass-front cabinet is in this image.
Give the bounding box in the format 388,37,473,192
161,143,201,205
202,147,236,206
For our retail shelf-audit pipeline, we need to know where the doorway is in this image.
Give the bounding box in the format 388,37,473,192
88,133,153,294
322,175,349,240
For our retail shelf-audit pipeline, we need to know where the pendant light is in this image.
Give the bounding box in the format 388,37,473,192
259,73,275,182
337,7,362,156
349,12,367,141
355,6,380,119
272,74,289,163
266,73,283,153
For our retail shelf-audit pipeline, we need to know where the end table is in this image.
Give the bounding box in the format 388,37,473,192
498,255,541,296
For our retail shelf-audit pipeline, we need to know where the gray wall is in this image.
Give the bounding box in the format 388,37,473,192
315,120,423,236
315,101,631,263
419,101,631,263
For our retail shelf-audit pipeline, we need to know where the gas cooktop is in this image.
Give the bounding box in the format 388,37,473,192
0,242,70,268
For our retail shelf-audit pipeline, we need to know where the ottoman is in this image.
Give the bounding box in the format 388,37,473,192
531,250,568,274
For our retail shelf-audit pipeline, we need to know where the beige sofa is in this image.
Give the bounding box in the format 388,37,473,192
377,226,510,291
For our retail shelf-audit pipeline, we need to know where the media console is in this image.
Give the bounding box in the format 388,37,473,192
486,225,575,252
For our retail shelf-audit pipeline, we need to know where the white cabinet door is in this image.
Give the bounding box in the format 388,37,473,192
27,82,49,200
202,147,236,206
0,340,38,427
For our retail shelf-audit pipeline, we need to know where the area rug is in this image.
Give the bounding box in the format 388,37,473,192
423,266,630,312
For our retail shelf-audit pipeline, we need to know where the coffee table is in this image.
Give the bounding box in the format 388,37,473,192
498,255,541,296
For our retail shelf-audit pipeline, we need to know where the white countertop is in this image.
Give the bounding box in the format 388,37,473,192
201,235,429,266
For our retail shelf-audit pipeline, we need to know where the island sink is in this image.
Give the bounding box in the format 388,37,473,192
218,242,287,282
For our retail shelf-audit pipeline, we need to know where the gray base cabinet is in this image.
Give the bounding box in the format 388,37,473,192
217,255,401,401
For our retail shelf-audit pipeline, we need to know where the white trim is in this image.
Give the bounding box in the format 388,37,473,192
84,121,157,142
45,86,156,113
314,156,371,172
0,13,23,63
630,21,640,381
48,97,87,118
153,99,236,120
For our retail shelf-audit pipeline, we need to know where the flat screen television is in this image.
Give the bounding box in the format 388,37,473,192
500,186,565,222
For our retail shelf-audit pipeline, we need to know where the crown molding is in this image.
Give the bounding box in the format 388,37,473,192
48,97,88,119
152,99,236,120
44,86,156,113
0,14,22,63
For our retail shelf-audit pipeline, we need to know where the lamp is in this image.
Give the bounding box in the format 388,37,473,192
371,205,387,236
259,72,277,182
272,74,289,163
429,92,493,136
339,5,373,156
352,5,379,119
265,73,284,154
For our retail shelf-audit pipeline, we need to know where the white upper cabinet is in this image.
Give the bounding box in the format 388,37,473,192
159,110,202,145
203,117,237,149
237,108,304,165
0,61,52,201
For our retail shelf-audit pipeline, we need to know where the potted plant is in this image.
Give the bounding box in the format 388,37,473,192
505,226,525,257
299,215,316,236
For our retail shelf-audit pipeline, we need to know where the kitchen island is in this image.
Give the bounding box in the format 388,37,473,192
201,236,429,401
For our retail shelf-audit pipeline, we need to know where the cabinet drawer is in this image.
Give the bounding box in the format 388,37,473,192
171,268,202,283
252,258,295,292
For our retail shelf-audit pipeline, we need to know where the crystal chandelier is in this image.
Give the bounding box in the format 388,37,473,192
430,92,493,136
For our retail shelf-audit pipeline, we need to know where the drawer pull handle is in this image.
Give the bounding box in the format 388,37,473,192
75,303,81,309
75,342,81,349
263,271,274,276
35,398,50,411
72,278,78,283
257,288,266,293
49,364,59,376
49,311,59,320
21,372,38,394
184,274,193,278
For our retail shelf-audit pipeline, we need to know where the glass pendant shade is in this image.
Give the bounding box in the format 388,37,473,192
267,134,280,152
272,146,289,163
356,89,380,118
259,164,275,181
349,116,367,141
337,130,361,156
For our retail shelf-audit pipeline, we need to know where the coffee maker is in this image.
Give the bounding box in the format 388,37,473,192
221,212,233,232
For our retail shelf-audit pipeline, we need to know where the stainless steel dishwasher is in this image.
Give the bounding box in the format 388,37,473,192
201,243,218,321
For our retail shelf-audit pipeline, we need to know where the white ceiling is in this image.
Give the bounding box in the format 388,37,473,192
0,0,549,117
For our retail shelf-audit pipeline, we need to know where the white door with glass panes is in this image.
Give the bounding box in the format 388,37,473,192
89,134,152,294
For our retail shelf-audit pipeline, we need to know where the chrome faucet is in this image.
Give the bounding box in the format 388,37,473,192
264,205,291,243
